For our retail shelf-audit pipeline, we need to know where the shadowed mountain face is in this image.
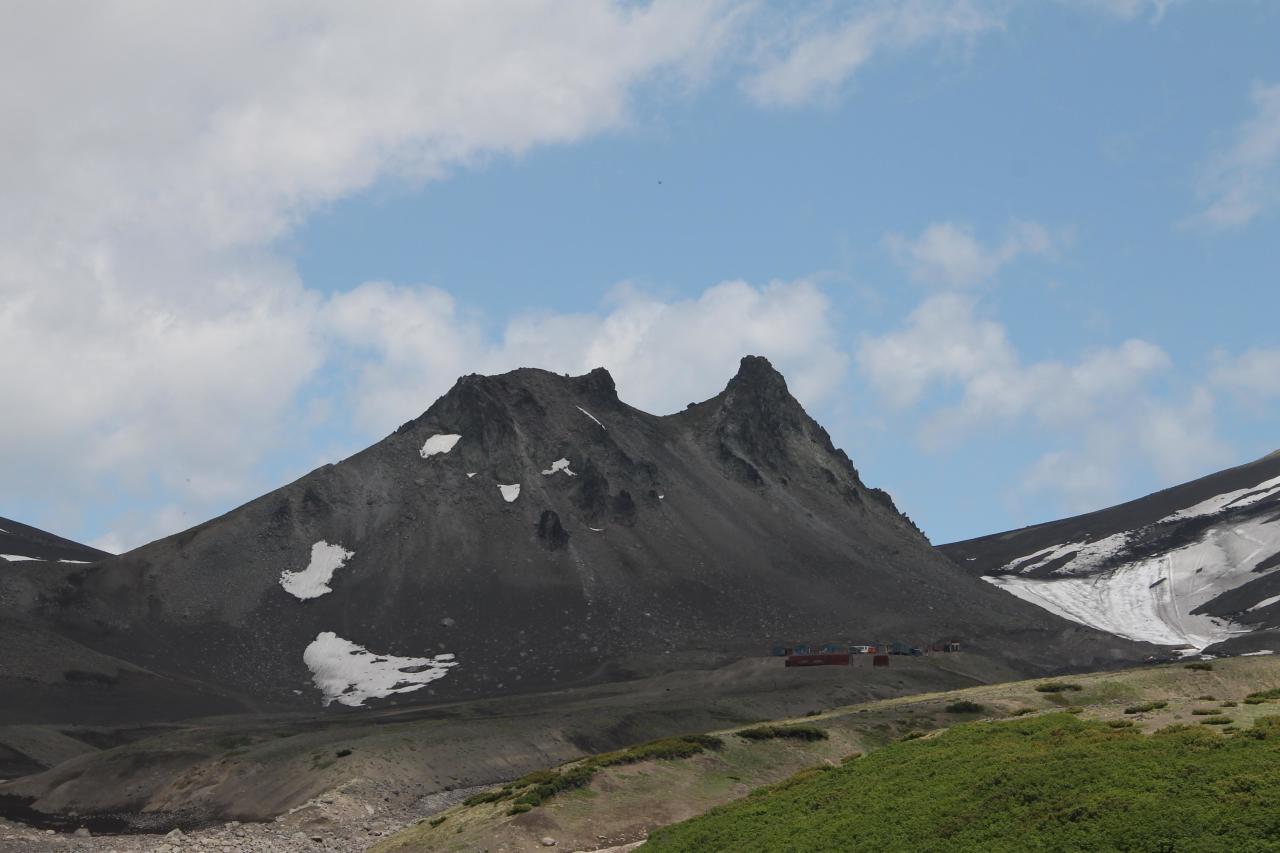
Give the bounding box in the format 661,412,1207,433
0,518,110,565
1,357,1148,722
942,451,1280,654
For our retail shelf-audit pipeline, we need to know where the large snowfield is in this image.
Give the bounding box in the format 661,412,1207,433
984,473,1280,650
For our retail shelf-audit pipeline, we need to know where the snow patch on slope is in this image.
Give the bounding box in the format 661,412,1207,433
1162,474,1280,522
499,483,521,502
420,433,461,459
1002,532,1130,575
280,541,354,600
987,518,1280,649
575,406,605,429
541,458,575,476
0,554,39,562
303,632,456,707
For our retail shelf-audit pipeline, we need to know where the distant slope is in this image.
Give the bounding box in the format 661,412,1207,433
0,517,110,564
1,357,1151,724
942,451,1280,653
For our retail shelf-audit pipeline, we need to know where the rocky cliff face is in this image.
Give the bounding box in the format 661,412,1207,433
4,357,1150,721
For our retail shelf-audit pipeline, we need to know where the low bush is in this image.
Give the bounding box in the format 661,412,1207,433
1124,701,1168,714
1106,720,1135,728
1185,662,1214,671
944,701,985,714
737,725,828,742
1009,707,1038,717
428,816,447,828
1222,701,1238,708
900,731,925,741
1035,682,1083,693
1196,695,1216,701
593,734,724,768
463,787,511,807
1191,709,1218,716
1246,688,1280,700
1244,697,1268,705
1200,716,1234,726
507,803,532,815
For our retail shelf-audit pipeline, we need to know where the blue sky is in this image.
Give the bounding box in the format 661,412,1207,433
2,1,1279,550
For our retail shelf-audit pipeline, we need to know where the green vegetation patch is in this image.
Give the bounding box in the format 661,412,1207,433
737,725,829,742
1184,662,1214,671
1123,701,1168,714
944,701,985,715
1247,688,1280,700
1034,682,1083,693
462,734,723,815
645,714,1280,853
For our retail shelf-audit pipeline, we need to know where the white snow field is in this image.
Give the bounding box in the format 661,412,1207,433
498,483,521,502
303,631,456,707
1163,474,1280,522
985,473,1280,649
0,554,39,562
419,433,461,459
280,541,355,600
541,458,576,476
576,406,605,429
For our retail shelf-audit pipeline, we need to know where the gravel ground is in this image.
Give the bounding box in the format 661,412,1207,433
0,780,487,853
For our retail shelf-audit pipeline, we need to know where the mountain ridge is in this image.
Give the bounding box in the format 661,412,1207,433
1,356,1151,725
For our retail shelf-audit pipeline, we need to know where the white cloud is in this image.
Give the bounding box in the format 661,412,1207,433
858,294,1170,442
1196,81,1280,229
1210,348,1280,401
0,1,741,547
884,221,1058,288
328,278,849,429
1020,450,1124,516
1063,0,1178,23
856,292,1231,513
744,0,1002,107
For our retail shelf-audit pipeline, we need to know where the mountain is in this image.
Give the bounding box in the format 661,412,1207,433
0,517,111,564
942,451,1280,653
1,357,1150,724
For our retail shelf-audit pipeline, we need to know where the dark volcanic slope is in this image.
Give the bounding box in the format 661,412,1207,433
942,451,1280,652
5,358,1148,720
0,517,111,564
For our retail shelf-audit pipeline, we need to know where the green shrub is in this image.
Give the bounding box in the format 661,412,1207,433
1185,662,1214,671
899,731,925,741
1124,701,1168,714
592,734,724,768
463,787,511,806
1106,720,1135,728
1009,707,1038,717
1035,682,1083,693
1244,697,1268,705
1191,709,1218,716
1200,716,1234,725
1066,706,1084,714
1221,701,1238,708
944,701,984,714
1246,688,1280,700
507,803,532,815
737,725,828,742
1197,695,1216,701
428,816,447,828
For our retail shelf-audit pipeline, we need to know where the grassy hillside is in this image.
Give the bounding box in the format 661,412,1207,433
647,712,1280,852
376,656,1280,852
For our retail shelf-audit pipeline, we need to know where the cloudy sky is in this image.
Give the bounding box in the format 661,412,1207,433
3,0,1278,551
